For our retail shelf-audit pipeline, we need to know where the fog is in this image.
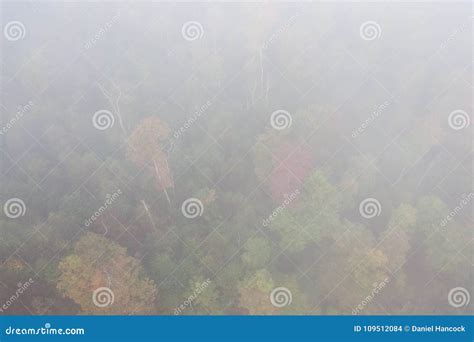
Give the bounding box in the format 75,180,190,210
0,1,472,315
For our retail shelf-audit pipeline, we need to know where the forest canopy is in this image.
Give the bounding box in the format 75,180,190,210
0,2,472,315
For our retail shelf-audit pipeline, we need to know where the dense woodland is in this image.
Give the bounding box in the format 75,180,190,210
0,2,472,315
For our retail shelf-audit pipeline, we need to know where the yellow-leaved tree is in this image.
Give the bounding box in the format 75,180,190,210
57,232,157,315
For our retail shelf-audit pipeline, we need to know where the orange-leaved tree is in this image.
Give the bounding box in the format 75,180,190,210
127,117,174,204
57,232,157,315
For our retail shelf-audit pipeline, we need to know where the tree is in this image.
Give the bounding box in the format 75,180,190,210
379,203,417,273
242,237,272,269
238,269,276,315
269,170,342,252
127,117,174,204
57,232,157,314
182,276,219,314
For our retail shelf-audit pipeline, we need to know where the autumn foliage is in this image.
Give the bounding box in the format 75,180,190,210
57,232,157,315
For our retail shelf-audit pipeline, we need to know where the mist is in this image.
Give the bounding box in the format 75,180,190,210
0,1,472,315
